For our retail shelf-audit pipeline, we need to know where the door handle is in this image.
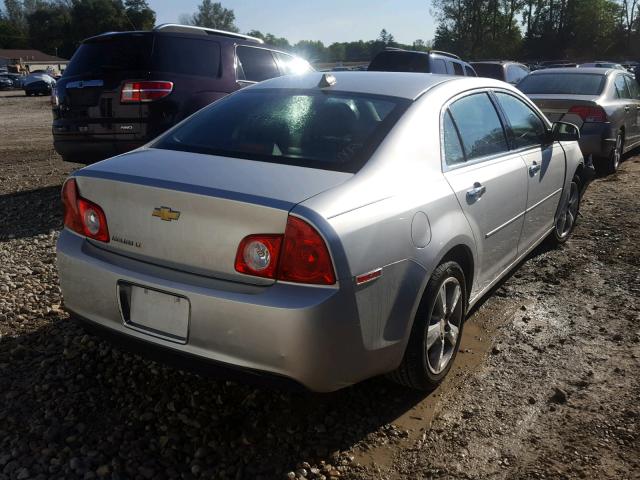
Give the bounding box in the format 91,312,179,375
466,182,486,201
529,162,541,175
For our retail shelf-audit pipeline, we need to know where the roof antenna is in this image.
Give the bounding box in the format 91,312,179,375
318,73,337,88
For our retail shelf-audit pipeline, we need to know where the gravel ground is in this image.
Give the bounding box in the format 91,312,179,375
1,91,638,480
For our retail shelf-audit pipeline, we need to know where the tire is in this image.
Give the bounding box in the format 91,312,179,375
548,174,581,245
388,261,467,391
598,131,623,175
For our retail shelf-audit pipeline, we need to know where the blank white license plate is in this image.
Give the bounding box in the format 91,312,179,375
127,286,189,342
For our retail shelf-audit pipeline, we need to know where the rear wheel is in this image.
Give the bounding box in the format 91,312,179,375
549,175,581,245
388,261,466,391
599,131,623,175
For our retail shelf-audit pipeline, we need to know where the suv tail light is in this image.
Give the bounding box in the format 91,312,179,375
568,105,607,123
62,179,110,242
120,81,173,103
234,216,336,285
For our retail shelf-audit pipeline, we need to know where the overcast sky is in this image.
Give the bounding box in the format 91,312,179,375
150,0,437,45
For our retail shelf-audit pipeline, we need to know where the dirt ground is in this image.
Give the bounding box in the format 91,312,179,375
0,90,638,480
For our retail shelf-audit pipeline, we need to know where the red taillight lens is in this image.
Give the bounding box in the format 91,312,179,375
234,235,282,279
278,217,336,285
61,179,110,243
234,216,336,285
120,81,173,103
568,105,607,123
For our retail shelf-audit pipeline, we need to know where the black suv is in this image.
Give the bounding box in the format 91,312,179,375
52,24,312,163
368,48,477,76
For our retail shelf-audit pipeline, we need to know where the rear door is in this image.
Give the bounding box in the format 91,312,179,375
623,74,640,147
493,91,565,251
613,73,636,144
442,92,528,293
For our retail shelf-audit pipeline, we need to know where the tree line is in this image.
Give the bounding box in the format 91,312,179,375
2,0,639,64
432,0,640,61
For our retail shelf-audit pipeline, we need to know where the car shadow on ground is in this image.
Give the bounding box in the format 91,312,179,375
0,317,429,478
0,185,62,240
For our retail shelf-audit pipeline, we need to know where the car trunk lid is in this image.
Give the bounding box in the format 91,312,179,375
73,148,352,284
527,94,602,128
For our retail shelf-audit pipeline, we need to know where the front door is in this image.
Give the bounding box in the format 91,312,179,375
442,92,528,294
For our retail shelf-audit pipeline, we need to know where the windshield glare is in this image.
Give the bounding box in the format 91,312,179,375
153,90,409,173
518,73,605,95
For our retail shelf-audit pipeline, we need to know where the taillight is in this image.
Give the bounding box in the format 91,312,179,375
234,235,282,279
120,81,173,103
278,217,336,285
568,105,607,123
234,216,336,285
61,179,110,242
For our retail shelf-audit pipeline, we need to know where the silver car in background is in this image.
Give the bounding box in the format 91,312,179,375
57,72,588,392
518,67,640,173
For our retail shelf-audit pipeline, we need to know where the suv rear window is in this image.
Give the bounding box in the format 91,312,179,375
64,34,152,77
63,34,221,78
154,89,410,172
518,73,605,95
471,63,504,80
368,51,429,73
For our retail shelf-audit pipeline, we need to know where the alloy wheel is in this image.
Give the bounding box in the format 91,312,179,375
556,180,579,239
425,277,463,374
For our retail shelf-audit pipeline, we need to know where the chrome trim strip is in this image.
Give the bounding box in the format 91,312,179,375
525,188,563,214
485,211,525,238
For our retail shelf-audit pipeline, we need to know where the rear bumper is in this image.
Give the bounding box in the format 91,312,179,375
56,230,403,392
53,137,146,163
578,122,616,158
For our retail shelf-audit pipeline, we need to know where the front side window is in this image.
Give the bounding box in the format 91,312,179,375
453,62,464,76
153,90,409,173
236,46,280,82
273,52,312,75
448,93,508,161
495,92,546,149
464,65,476,77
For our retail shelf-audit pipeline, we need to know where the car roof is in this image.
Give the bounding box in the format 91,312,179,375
249,71,509,100
530,67,616,75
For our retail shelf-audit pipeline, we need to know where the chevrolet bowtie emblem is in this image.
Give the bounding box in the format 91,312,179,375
152,207,181,222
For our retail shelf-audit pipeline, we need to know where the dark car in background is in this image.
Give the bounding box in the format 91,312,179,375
368,48,476,76
518,67,640,173
470,61,529,85
52,24,312,163
0,76,13,90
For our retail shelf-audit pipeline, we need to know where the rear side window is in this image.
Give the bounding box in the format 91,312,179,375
448,93,508,160
495,92,546,149
453,62,464,76
64,35,152,77
506,65,529,84
368,51,429,73
236,46,280,82
431,59,447,74
443,111,465,165
614,75,631,98
152,36,220,77
518,73,605,95
624,75,640,99
153,90,410,173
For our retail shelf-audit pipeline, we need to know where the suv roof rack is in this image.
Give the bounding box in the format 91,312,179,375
428,50,461,60
153,24,264,44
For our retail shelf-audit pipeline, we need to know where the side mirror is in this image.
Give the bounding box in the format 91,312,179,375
550,121,580,142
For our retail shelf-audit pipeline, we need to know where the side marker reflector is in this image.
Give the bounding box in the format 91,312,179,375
356,268,382,285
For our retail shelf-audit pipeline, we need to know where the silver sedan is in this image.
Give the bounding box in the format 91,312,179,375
57,72,589,392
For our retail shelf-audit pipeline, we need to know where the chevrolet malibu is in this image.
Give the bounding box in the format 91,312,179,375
57,72,589,392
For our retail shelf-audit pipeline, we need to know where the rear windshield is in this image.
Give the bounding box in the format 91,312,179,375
368,51,429,73
153,89,410,173
64,34,152,77
64,34,220,78
471,63,504,80
518,73,605,95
